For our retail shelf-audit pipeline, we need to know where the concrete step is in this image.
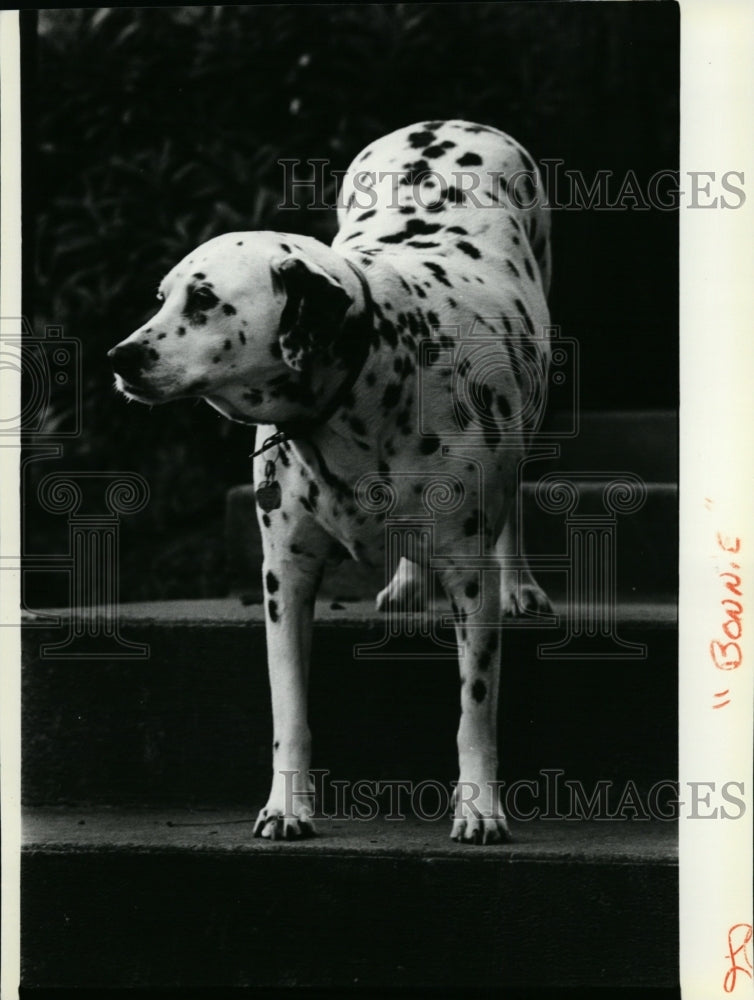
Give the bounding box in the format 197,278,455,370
22,598,676,808
540,408,677,480
22,807,678,991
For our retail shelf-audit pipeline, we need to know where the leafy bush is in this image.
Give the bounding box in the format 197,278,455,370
27,4,678,602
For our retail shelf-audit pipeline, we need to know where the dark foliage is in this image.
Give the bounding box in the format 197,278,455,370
25,3,678,602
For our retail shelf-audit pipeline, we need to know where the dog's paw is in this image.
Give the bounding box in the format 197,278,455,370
450,814,511,845
450,781,511,845
376,557,426,613
501,577,553,617
253,806,316,841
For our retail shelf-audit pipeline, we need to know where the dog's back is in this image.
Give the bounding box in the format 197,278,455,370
334,120,551,297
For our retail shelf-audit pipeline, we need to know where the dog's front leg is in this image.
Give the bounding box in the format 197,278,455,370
442,565,511,845
253,512,330,841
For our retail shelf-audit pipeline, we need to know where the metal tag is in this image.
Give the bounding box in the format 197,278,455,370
256,480,282,512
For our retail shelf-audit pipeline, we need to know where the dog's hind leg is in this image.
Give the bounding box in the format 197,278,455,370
496,501,552,617
375,556,427,613
440,563,511,845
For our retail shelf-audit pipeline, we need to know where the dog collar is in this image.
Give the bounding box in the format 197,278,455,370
251,256,374,461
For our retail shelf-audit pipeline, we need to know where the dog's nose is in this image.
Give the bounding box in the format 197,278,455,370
108,342,148,382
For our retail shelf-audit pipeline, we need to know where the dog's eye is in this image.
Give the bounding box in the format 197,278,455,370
156,290,165,302
189,286,219,310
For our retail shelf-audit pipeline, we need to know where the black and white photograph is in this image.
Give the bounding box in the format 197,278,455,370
1,3,751,998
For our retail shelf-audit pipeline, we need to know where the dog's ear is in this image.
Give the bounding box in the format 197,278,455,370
272,254,353,371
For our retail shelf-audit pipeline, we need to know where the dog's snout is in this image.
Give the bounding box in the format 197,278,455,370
109,342,148,382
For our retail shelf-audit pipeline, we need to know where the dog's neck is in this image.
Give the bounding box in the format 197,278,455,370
271,255,375,443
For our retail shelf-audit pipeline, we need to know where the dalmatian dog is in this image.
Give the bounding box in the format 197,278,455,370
109,120,552,844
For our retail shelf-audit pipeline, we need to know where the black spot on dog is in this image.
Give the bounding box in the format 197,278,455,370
148,348,159,360
280,243,292,253
427,310,440,327
422,144,450,158
177,326,186,336
157,333,166,340
262,513,271,528
243,388,263,406
299,496,313,513
308,481,319,508
419,433,440,455
396,407,412,434
457,151,482,167
378,320,398,348
524,257,535,281
224,340,232,351
515,298,535,335
413,284,427,299
290,543,303,555
349,415,367,436
497,393,512,419
400,159,431,186
457,241,481,259
238,330,246,345
471,679,487,702
222,303,237,316
399,206,416,215
465,579,479,599
507,260,520,278
379,218,443,244
464,511,479,536
477,644,493,671
382,382,402,410
357,208,377,222
446,185,465,205
193,272,206,279
447,226,468,235
408,129,436,148
266,571,279,593
236,241,243,246
423,261,451,287
268,599,279,623
407,240,441,249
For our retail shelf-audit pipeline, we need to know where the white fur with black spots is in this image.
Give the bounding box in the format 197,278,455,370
109,120,553,845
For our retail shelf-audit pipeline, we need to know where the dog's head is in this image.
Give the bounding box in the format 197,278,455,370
108,232,355,424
